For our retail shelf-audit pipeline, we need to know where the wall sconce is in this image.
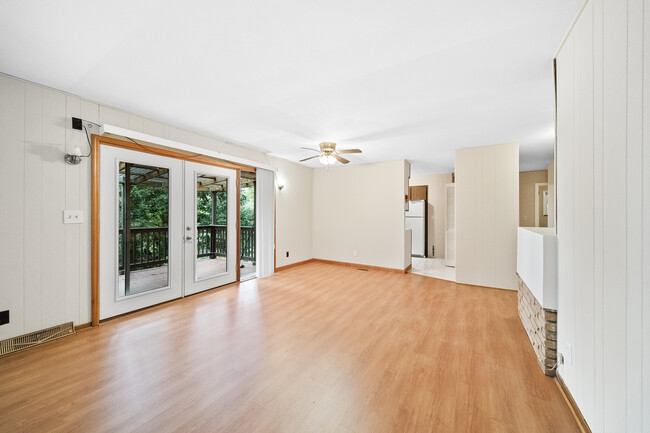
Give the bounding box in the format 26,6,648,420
64,147,84,165
274,169,284,190
64,117,101,165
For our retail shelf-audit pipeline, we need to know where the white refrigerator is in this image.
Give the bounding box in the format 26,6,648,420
405,200,426,257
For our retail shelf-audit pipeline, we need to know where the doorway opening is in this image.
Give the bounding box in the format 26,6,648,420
240,171,257,281
406,179,456,282
534,182,549,228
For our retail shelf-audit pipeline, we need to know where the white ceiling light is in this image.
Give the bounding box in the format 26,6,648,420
318,154,336,165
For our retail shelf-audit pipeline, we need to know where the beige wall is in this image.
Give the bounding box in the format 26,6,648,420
312,160,407,270
455,142,519,290
555,0,649,430
274,157,313,268
519,170,548,227
409,173,453,258
537,184,548,227
547,161,555,228
403,162,412,269
0,73,312,341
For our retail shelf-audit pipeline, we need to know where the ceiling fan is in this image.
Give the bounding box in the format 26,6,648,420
299,142,362,165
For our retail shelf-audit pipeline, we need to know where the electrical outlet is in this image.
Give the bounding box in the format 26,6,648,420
564,343,573,366
0,310,9,326
286,251,289,258
353,250,357,257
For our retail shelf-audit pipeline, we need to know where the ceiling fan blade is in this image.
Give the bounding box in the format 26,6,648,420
299,155,320,162
334,154,350,164
337,149,362,154
300,147,321,153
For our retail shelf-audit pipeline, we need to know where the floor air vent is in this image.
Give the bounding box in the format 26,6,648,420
0,322,74,357
357,268,369,271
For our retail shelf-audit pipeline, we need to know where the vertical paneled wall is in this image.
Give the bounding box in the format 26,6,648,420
0,73,307,341
455,142,519,290
555,0,649,431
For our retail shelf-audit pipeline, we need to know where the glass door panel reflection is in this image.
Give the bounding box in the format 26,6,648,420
118,162,170,297
195,174,228,281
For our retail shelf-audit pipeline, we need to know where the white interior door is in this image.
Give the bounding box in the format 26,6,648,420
184,162,237,295
99,146,183,320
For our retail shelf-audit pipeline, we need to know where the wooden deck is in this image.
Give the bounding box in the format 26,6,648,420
0,262,579,432
119,259,256,294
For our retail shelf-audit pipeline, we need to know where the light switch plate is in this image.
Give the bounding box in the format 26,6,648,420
63,210,84,224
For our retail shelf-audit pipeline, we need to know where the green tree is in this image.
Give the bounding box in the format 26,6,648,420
121,180,255,228
240,186,255,227
196,190,228,225
130,184,169,227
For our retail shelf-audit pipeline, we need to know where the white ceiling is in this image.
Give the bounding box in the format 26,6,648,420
0,0,581,174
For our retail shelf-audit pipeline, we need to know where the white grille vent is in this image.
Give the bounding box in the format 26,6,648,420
0,322,75,357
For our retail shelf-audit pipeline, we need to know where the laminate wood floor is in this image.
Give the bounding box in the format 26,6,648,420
0,262,580,433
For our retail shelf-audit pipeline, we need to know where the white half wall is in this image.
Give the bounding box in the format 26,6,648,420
0,73,312,340
455,142,519,290
516,227,558,310
312,160,408,271
555,0,649,431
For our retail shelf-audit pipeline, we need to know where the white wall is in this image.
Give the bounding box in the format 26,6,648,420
274,157,313,268
455,142,519,290
555,0,649,431
0,73,312,340
312,160,408,271
409,173,453,257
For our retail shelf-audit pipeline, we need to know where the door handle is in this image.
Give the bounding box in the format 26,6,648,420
185,235,193,241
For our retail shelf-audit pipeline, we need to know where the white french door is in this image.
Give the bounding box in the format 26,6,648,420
183,162,237,295
99,146,237,320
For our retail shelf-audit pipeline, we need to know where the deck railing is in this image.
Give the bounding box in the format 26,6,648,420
119,227,168,272
240,226,255,262
119,225,256,272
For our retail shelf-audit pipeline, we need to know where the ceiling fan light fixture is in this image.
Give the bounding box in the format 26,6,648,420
319,154,336,165
299,142,360,165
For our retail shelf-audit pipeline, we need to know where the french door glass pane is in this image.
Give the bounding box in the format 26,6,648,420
118,162,170,297
195,174,228,280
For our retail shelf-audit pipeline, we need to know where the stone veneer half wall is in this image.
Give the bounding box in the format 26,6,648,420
517,274,557,376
